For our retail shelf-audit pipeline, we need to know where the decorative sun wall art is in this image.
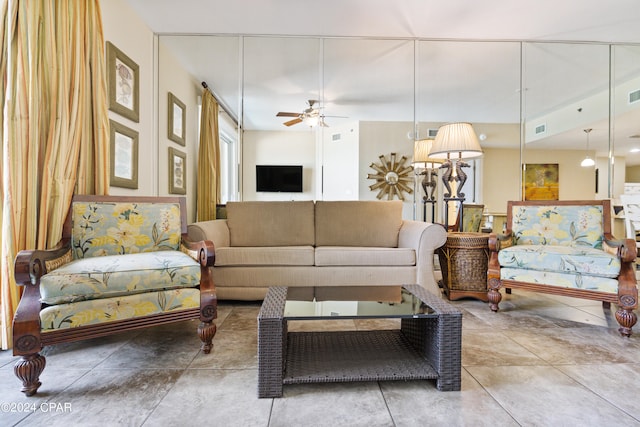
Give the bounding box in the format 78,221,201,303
367,153,414,200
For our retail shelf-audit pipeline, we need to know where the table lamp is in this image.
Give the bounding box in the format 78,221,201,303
428,122,483,200
412,139,443,202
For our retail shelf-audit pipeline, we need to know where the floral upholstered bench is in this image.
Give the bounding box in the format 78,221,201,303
12,195,217,396
487,200,638,336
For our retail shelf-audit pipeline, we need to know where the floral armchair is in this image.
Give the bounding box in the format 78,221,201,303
487,200,637,337
12,195,217,396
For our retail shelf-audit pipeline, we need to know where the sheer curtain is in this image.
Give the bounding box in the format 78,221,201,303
196,88,221,221
0,0,109,349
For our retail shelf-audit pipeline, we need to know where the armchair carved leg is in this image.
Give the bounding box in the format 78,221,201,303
15,353,46,396
198,321,217,354
487,277,502,312
616,293,638,337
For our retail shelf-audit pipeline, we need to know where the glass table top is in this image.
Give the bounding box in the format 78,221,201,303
283,286,436,320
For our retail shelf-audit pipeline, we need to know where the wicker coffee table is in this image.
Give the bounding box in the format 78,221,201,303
257,285,462,398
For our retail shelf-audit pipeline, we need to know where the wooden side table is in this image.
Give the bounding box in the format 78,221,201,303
438,232,489,301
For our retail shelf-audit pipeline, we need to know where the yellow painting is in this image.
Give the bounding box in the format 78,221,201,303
523,163,559,200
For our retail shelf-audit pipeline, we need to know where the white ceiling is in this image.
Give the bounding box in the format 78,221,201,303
124,0,640,160
125,0,640,43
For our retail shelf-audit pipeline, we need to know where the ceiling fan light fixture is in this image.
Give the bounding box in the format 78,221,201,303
303,115,319,127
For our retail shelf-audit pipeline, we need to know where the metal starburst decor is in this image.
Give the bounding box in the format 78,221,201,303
367,153,414,200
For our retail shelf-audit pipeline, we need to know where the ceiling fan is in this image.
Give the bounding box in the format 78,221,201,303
276,100,333,127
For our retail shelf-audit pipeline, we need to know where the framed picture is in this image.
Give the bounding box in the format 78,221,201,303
110,120,139,189
106,42,139,122
522,163,559,200
168,92,186,145
168,147,187,194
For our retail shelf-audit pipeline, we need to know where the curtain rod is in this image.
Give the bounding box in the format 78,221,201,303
201,81,239,126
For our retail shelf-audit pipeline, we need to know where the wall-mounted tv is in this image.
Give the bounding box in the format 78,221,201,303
256,165,303,193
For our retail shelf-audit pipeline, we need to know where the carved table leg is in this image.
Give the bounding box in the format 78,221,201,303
487,277,502,312
15,353,46,396
198,321,217,354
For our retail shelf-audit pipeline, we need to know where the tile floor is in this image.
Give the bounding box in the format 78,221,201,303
1,287,640,427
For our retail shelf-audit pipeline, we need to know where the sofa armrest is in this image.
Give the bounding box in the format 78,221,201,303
398,220,447,293
188,220,230,249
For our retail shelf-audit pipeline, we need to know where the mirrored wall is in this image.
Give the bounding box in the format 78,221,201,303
159,35,640,218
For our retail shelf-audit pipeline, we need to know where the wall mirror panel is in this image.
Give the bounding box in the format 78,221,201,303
416,41,521,222
613,44,640,191
521,42,610,201
159,35,241,203
321,38,415,204
241,37,320,200
157,34,640,218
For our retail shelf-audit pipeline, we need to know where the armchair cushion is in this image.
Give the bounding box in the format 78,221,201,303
499,268,618,293
497,245,621,278
72,201,182,258
40,288,200,331
40,251,201,305
511,204,604,248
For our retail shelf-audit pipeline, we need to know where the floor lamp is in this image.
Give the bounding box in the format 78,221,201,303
412,139,443,222
427,123,483,231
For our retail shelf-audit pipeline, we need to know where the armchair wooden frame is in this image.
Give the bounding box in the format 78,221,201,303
12,195,217,396
487,199,638,337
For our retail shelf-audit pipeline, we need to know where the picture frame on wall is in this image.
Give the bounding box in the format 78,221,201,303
168,92,186,145
110,120,139,189
168,147,187,194
106,42,140,123
522,163,559,201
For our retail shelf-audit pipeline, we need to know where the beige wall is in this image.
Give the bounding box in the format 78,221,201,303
101,0,155,195
100,0,200,221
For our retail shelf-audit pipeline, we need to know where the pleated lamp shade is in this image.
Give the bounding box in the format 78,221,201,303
412,139,444,168
428,122,483,159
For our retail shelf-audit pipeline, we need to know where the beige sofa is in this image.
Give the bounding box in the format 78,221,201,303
187,200,447,300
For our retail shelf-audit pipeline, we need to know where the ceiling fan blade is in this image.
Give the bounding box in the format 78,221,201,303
283,117,303,126
277,112,300,117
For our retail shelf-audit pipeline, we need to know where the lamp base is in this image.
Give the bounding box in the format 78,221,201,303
440,158,471,199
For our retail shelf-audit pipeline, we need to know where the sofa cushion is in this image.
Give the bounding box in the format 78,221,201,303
500,267,618,293
226,201,315,247
40,251,201,305
498,245,620,278
40,288,200,331
315,201,403,247
215,246,315,266
315,247,415,266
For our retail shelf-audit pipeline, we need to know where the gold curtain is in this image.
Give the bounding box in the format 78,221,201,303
196,88,221,221
0,0,110,349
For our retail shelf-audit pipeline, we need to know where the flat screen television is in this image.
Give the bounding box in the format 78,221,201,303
256,165,303,193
